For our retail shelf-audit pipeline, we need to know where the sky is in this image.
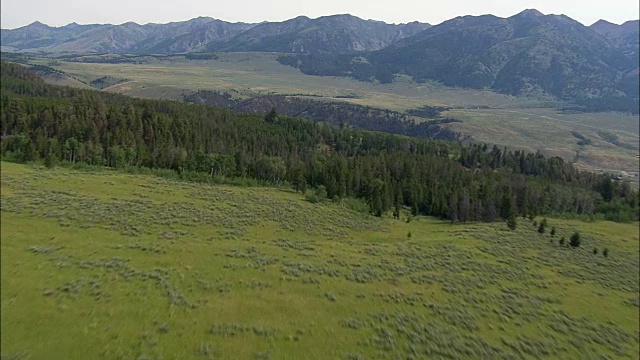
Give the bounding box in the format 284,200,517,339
1,0,639,29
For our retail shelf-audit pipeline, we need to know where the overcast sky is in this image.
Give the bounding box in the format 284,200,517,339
1,0,638,29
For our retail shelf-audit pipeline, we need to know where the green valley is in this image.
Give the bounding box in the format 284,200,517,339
15,53,640,182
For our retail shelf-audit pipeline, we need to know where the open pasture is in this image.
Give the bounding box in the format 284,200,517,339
1,162,638,359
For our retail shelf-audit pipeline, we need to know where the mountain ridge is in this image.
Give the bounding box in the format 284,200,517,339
206,14,431,54
1,17,256,54
1,14,430,54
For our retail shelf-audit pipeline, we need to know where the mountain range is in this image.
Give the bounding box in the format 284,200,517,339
279,10,639,111
0,14,430,55
0,17,255,54
1,11,638,111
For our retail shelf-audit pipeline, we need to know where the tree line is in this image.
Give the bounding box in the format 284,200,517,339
1,62,637,223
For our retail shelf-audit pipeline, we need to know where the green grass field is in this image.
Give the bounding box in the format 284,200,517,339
1,162,638,359
28,53,639,181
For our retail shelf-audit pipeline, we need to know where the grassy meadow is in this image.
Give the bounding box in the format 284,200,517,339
1,162,638,359
445,108,640,177
28,53,640,181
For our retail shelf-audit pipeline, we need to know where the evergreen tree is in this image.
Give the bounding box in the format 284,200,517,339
500,191,517,230
538,221,546,234
265,107,278,123
569,232,581,248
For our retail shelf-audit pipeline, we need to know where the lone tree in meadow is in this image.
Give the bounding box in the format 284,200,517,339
538,218,548,234
550,226,556,237
569,232,581,248
500,191,517,230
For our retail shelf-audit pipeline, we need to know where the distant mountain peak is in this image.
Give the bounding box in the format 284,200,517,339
515,9,545,17
592,19,615,27
27,21,50,28
320,14,360,20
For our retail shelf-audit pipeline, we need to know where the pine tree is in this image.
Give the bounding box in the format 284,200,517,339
569,232,581,248
501,191,517,230
265,107,278,123
537,221,545,234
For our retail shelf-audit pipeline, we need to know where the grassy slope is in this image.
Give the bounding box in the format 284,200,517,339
27,53,640,180
1,162,638,359
445,108,640,175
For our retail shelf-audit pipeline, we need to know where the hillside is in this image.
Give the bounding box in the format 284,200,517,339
3,61,638,221
7,51,639,179
282,10,639,112
590,19,640,100
2,162,639,358
0,17,255,54
183,90,460,140
206,14,430,54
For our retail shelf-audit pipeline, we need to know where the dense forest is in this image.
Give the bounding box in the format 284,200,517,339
184,90,461,140
1,62,637,223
